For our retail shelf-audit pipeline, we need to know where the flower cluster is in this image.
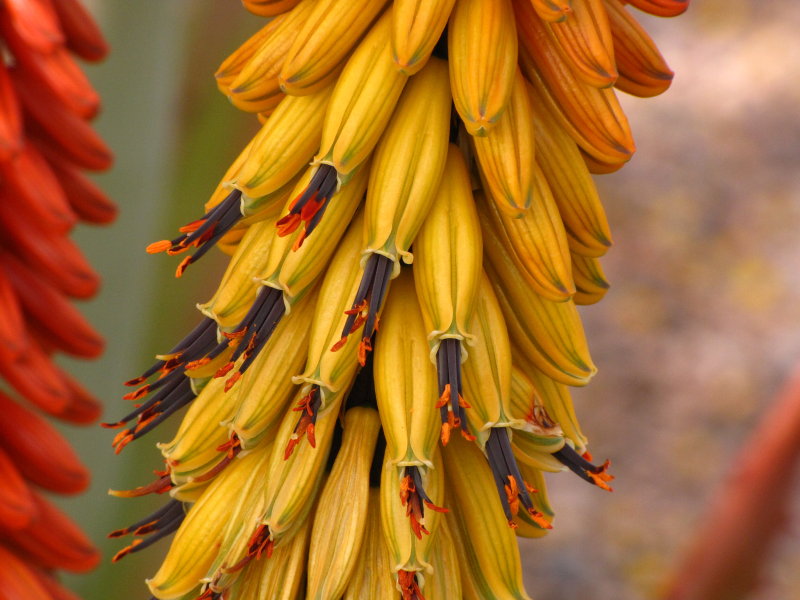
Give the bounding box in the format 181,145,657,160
0,0,114,598
109,0,685,598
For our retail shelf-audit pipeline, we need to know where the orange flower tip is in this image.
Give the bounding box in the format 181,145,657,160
146,240,172,254
283,437,301,461
176,256,192,277
163,189,244,270
440,423,451,446
215,362,234,379
185,357,210,370
111,539,141,562
178,219,205,234
423,500,449,514
224,371,242,392
276,164,337,245
554,446,615,491
216,434,242,458
122,385,150,401
582,450,594,461
330,336,348,352
222,328,247,340
228,525,274,573
108,474,174,498
285,387,321,459
356,337,372,366
112,432,134,454
398,570,425,600
291,229,308,251
400,467,441,539
436,339,473,439
528,509,553,529
486,428,541,522
101,420,125,429
275,212,301,237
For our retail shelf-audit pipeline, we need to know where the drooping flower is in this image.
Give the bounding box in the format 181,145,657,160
0,0,115,598
110,0,686,597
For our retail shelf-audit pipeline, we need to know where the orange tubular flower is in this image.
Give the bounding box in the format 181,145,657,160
0,0,114,598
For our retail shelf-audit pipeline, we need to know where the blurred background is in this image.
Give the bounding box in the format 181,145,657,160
58,1,800,599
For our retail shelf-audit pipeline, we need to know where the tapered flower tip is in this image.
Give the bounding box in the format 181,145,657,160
390,0,456,75
0,544,52,600
0,448,35,529
0,391,90,495
628,0,690,17
5,491,100,573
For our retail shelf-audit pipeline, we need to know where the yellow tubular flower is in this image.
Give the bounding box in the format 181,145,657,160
280,0,389,95
514,352,589,453
374,270,449,548
391,0,457,75
424,518,463,600
226,515,310,600
264,162,368,293
460,272,516,436
548,0,617,88
374,270,439,470
277,11,408,241
412,143,482,445
507,366,567,469
312,9,407,182
471,67,536,217
443,435,532,600
232,84,333,199
343,488,397,599
515,0,635,166
112,0,687,596
380,446,445,581
477,170,575,302
158,375,243,486
603,0,674,98
294,213,369,413
363,56,451,271
572,251,610,305
216,19,283,92
306,407,382,600
146,445,271,600
529,82,613,257
198,442,276,592
227,287,317,450
482,224,596,386
197,218,278,329
448,0,518,136
460,273,554,529
226,0,316,113
255,386,345,554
